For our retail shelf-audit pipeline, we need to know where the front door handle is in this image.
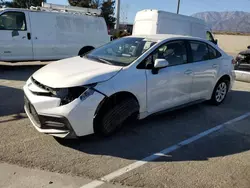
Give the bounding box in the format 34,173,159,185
184,70,193,75
27,32,31,40
212,64,218,68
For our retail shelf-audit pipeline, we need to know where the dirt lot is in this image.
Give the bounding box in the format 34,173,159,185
214,34,250,56
1,65,250,188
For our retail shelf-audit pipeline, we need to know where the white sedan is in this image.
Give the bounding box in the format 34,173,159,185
23,34,235,138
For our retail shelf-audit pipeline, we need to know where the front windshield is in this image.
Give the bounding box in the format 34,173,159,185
86,37,156,66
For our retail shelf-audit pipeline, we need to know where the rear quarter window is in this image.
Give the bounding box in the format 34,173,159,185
208,45,222,59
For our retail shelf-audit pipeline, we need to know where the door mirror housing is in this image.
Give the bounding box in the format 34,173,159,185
154,59,169,69
152,59,169,74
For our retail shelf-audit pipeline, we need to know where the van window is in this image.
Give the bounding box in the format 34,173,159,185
190,41,210,62
0,11,26,31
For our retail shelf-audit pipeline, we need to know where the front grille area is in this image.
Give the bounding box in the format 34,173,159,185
24,95,71,131
31,77,53,92
24,95,41,127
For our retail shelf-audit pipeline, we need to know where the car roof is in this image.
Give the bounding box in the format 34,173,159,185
128,34,228,57
128,34,205,42
1,8,31,12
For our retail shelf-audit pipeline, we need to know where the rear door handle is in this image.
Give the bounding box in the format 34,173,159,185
184,70,193,75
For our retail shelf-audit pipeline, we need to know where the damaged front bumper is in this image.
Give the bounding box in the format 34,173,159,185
23,78,105,138
24,95,77,138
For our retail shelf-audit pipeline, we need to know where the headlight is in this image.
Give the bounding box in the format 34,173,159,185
51,88,68,98
79,88,95,101
238,54,245,59
56,84,97,106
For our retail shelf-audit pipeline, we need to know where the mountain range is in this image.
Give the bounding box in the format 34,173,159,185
192,11,250,33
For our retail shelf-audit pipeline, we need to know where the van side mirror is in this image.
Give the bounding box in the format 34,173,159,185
213,39,218,45
152,59,169,74
247,45,250,49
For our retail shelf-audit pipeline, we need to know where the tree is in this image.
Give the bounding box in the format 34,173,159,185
11,0,44,8
68,0,116,29
68,0,102,8
91,0,101,8
100,0,116,29
0,0,14,7
68,0,92,8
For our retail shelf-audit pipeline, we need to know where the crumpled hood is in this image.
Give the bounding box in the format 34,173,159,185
240,49,250,55
32,56,122,88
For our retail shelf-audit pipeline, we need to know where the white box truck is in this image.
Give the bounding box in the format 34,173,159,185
133,9,217,44
0,3,109,62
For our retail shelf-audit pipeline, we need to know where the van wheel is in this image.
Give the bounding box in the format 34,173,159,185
96,98,139,136
78,46,94,56
210,79,229,105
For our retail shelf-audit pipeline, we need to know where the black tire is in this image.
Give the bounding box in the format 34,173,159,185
96,98,139,136
210,79,229,105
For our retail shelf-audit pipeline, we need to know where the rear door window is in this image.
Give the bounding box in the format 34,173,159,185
190,41,210,62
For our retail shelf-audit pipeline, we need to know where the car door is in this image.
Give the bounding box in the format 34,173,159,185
0,11,33,61
29,11,64,60
145,40,193,114
188,40,220,101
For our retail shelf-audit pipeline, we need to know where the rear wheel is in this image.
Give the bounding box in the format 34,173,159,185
95,98,139,136
210,79,229,105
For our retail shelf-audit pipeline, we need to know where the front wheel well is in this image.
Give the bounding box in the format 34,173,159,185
93,92,140,132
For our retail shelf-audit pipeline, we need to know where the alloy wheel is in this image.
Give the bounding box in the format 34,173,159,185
215,82,227,103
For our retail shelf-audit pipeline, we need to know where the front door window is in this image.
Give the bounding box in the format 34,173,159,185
0,11,26,31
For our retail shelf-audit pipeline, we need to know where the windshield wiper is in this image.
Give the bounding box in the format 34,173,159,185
86,55,127,66
86,55,112,65
98,58,112,65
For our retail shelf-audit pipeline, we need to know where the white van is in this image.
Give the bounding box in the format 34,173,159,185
0,3,109,62
133,9,217,44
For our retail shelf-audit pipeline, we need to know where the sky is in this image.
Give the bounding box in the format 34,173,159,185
49,0,250,23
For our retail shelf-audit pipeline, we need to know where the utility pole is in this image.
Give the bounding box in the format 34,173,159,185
177,0,180,14
115,0,120,32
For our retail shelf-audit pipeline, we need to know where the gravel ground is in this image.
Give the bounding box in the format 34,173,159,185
1,65,250,188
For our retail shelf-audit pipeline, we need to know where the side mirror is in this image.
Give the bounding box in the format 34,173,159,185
154,59,169,68
247,45,250,49
152,59,169,74
213,39,218,45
